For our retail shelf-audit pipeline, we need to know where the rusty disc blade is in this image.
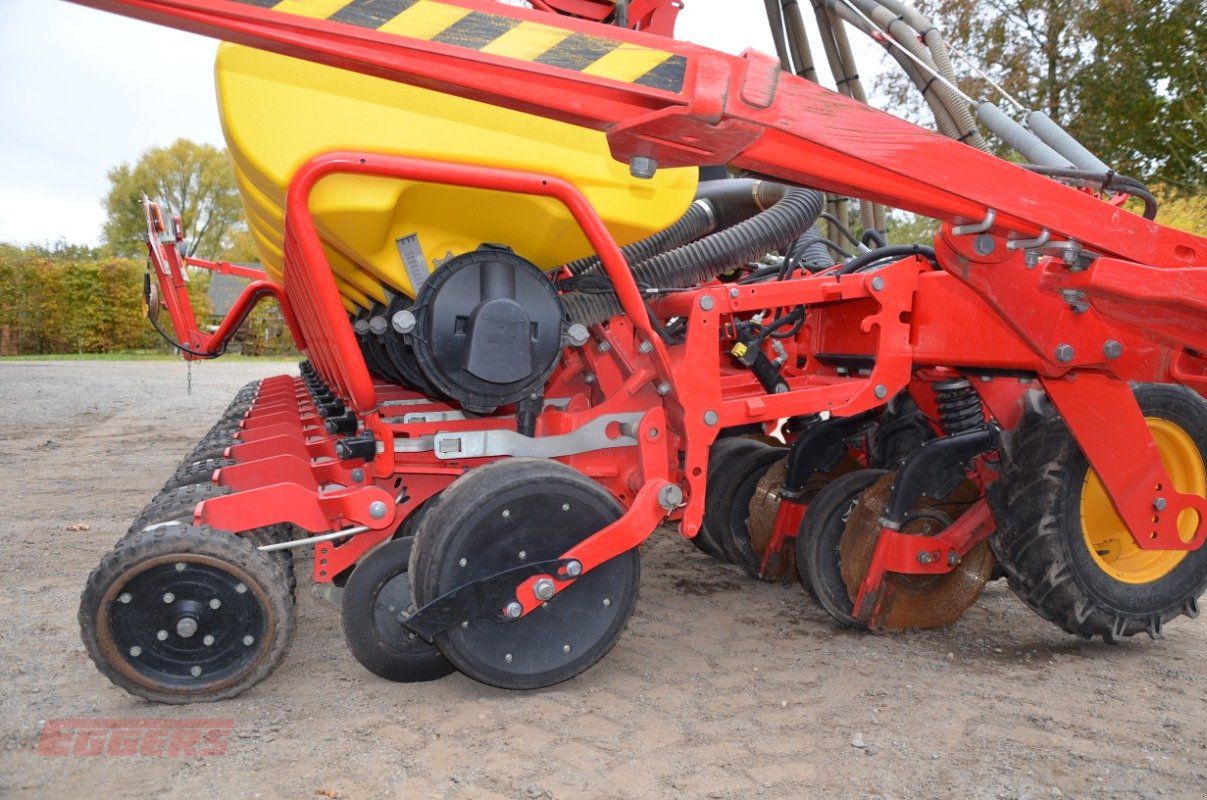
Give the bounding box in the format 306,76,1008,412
746,458,794,582
838,473,993,630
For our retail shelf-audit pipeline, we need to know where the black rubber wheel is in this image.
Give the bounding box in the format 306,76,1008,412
695,437,766,561
129,484,296,597
410,459,639,689
796,469,888,628
79,524,295,704
340,538,455,682
869,391,935,469
714,445,790,578
989,384,1207,642
162,457,234,492
182,429,241,465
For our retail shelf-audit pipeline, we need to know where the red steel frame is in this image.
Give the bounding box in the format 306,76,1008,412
105,0,1207,619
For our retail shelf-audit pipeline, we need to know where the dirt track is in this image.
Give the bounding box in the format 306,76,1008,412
1,359,1205,800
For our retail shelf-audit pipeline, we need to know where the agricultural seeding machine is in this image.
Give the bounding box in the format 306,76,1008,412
65,0,1207,702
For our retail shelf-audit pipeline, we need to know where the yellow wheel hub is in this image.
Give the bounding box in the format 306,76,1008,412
1080,417,1205,584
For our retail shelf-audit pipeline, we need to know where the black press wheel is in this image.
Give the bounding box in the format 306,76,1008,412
162,457,235,492
695,437,766,561
796,469,888,628
79,524,295,704
410,459,640,690
340,537,454,682
713,444,790,578
989,384,1207,641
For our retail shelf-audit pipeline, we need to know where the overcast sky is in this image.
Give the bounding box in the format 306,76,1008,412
0,0,882,247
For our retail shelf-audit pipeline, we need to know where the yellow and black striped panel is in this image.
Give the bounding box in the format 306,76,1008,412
231,0,687,92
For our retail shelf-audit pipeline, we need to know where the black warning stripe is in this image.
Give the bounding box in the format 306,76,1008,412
330,0,419,29
633,53,687,93
533,32,618,71
431,11,521,50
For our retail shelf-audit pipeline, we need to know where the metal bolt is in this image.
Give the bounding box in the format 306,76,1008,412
351,468,365,482
947,551,960,567
729,288,740,299
175,562,186,572
973,235,996,255
873,385,888,399
562,644,572,654
629,155,658,179
129,646,142,657
190,666,203,677
242,635,255,646
1154,497,1167,511
703,410,719,426
656,382,672,396
561,503,570,512
566,560,582,578
870,276,885,291
209,598,221,610
368,500,389,519
368,315,388,335
917,551,934,565
502,509,511,518
203,635,215,646
459,557,468,567
534,578,556,601
118,593,132,604
162,592,175,604
603,598,612,607
157,629,169,641
235,583,247,594
176,618,198,638
504,602,523,619
658,484,684,511
1103,340,1123,360
1024,252,1040,269
391,309,417,335
518,550,527,560
583,372,596,385
647,427,660,440
638,340,653,354
699,295,715,311
597,341,611,353
1055,344,1075,363
505,653,513,663
565,323,590,348
461,620,469,629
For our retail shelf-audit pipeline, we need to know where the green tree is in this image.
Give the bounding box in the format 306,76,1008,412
875,0,1205,190
102,139,244,260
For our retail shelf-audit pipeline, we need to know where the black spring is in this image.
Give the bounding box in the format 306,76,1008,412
933,378,984,435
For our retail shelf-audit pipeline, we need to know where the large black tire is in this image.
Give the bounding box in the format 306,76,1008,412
129,484,296,597
182,430,242,466
410,458,639,690
796,469,888,628
79,524,295,704
694,437,766,560
989,385,1207,642
162,457,235,492
340,538,455,682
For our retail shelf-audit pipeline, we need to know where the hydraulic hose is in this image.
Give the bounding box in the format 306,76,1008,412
835,243,937,275
563,187,826,327
1024,110,1111,173
976,102,1073,169
563,200,715,276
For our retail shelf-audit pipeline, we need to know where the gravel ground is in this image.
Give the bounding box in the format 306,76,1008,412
1,360,1205,800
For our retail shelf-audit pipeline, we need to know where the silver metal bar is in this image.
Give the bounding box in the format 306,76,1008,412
258,525,370,552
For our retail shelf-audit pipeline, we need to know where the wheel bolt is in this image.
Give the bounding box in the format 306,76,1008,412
505,653,513,663
118,593,132,604
156,630,169,641
190,666,202,677
242,635,255,646
235,583,247,594
504,602,523,619
162,592,175,603
209,598,221,609
129,646,142,657
203,635,215,646
176,618,198,638
533,578,556,601
562,644,572,653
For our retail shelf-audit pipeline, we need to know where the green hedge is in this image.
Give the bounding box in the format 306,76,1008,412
0,251,295,357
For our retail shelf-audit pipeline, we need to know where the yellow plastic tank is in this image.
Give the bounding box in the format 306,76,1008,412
213,44,698,310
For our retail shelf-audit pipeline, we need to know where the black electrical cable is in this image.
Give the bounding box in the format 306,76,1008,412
817,211,866,250
835,243,938,275
1019,163,1158,219
861,228,888,249
147,309,223,359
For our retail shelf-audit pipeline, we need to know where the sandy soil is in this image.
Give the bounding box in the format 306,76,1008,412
0,359,1205,800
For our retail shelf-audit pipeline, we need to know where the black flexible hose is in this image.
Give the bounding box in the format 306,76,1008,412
563,187,826,327
563,200,715,276
835,244,937,275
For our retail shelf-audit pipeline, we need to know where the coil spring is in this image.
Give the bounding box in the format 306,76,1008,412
933,378,984,436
